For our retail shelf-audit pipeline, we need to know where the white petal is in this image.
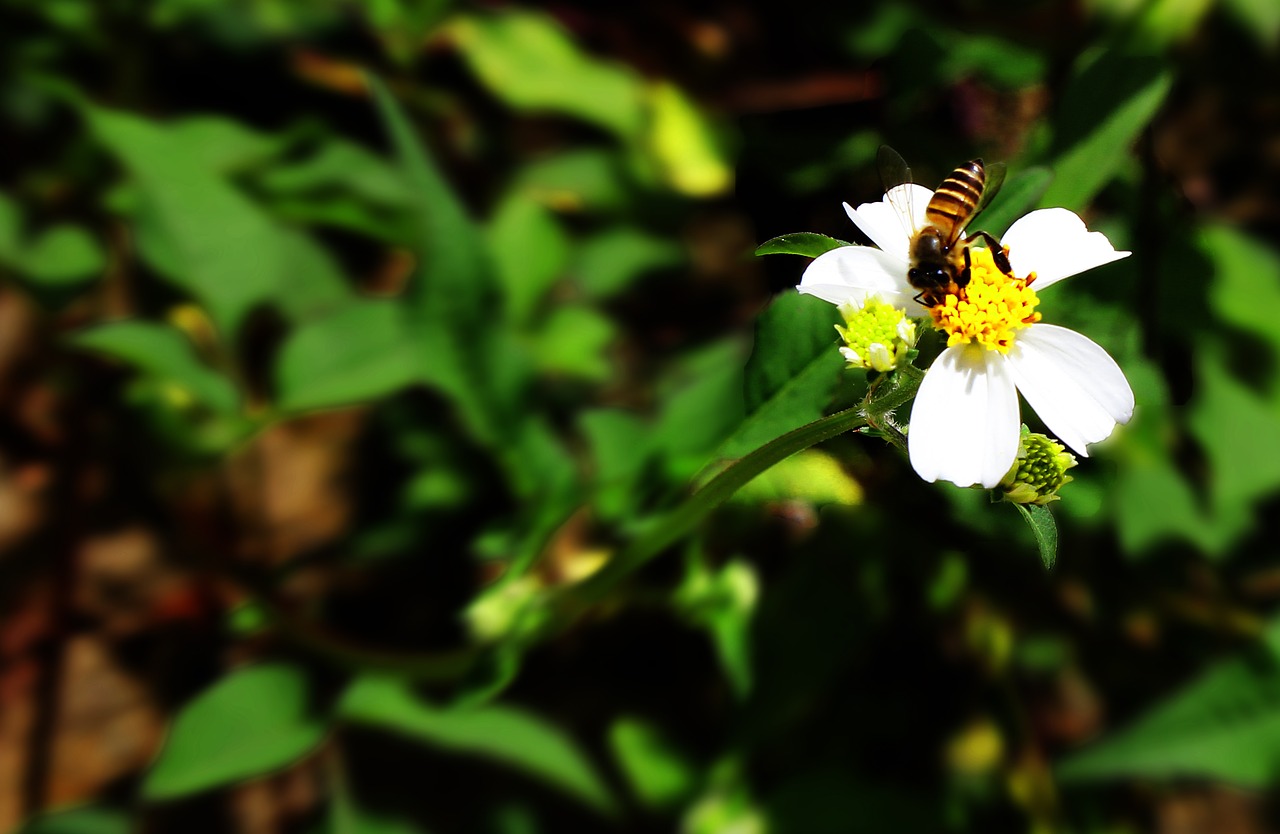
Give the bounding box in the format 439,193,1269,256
798,245,925,314
843,183,932,262
1006,324,1135,457
1002,208,1130,289
908,344,1021,489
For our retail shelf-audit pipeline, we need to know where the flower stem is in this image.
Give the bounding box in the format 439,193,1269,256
572,404,870,603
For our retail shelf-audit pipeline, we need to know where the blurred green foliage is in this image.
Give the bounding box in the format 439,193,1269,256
4,0,1280,832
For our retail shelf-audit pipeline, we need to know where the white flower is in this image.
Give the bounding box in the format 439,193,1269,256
798,186,1135,489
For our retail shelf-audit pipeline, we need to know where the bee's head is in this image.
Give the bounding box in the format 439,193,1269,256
908,265,950,287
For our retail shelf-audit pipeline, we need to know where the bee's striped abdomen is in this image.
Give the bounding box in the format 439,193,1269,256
925,159,985,236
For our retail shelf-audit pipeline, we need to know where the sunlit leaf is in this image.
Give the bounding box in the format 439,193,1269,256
734,449,861,506
73,321,239,415
339,676,615,814
143,664,327,800
645,82,733,197
1040,53,1172,210
1058,618,1280,787
449,10,644,139
275,300,420,413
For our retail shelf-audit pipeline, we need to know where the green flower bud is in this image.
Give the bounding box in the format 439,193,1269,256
999,427,1077,505
835,296,917,373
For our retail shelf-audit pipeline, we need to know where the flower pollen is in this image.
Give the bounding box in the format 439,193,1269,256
929,247,1041,353
836,296,917,372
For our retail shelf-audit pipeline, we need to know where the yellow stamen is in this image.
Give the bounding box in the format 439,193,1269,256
929,247,1041,353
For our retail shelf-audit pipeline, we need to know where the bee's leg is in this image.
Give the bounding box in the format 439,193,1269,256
912,290,929,307
965,230,1014,276
957,246,972,289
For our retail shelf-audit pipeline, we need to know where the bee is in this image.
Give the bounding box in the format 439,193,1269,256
877,146,1013,308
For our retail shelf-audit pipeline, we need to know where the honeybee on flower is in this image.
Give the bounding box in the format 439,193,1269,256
798,153,1134,490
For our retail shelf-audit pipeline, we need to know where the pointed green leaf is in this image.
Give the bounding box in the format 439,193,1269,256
18,225,104,285
715,292,845,460
367,75,507,443
274,300,421,413
1012,502,1058,569
754,233,850,259
1058,619,1280,787
449,10,644,139
87,107,348,334
1040,53,1172,210
72,321,239,415
143,664,327,800
339,676,615,814
608,718,697,809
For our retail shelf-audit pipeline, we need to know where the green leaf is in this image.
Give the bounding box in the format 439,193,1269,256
608,718,697,809
514,149,633,214
255,139,414,207
143,663,327,800
1222,0,1280,48
677,556,761,698
274,300,421,413
975,167,1053,238
1040,53,1172,210
339,676,615,814
449,10,644,139
581,409,653,521
652,339,748,480
531,305,615,381
645,82,733,197
754,233,850,259
573,227,682,299
0,193,104,287
715,292,845,460
367,75,507,443
487,193,569,323
18,225,104,285
1201,224,1280,356
734,449,861,506
72,321,239,414
16,805,132,834
1058,618,1280,787
1012,502,1058,570
166,116,286,173
87,106,348,335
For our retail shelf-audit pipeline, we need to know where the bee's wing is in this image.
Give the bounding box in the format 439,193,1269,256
877,144,924,239
974,161,1006,218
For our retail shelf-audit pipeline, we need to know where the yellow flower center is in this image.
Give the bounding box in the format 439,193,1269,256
928,247,1042,353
